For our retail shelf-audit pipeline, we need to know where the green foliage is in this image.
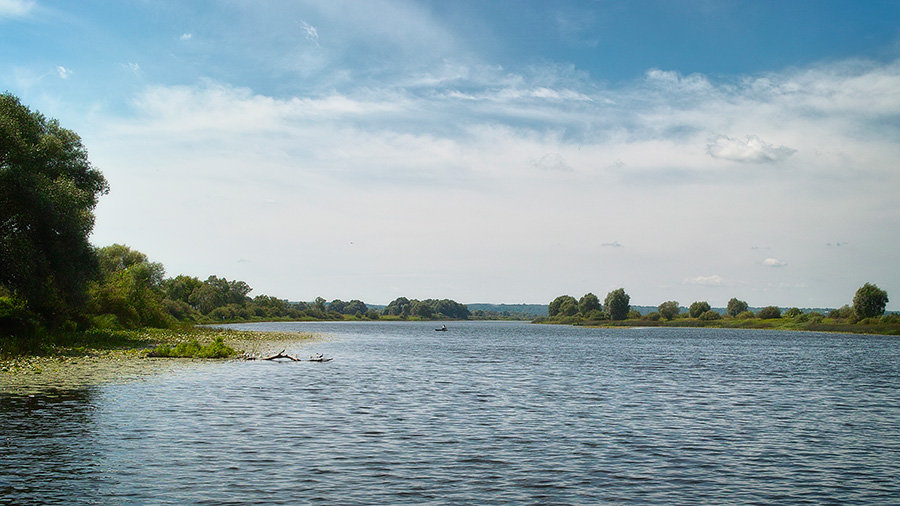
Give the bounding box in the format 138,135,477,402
578,293,601,314
604,288,630,321
548,295,577,317
829,305,853,319
627,309,642,319
645,311,661,321
784,307,802,318
148,336,234,358
736,310,755,319
658,301,679,320
383,297,469,319
0,93,109,324
699,310,721,321
853,283,889,319
689,301,711,318
87,244,172,329
726,298,749,317
584,309,608,321
757,306,781,319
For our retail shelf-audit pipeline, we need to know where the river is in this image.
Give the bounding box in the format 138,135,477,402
2,321,898,504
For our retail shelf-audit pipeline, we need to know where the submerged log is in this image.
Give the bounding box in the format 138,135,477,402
261,349,300,361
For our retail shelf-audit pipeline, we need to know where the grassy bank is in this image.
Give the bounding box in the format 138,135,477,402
0,326,322,394
537,315,900,335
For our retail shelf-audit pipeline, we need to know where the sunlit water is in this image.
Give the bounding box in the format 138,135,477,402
2,321,898,504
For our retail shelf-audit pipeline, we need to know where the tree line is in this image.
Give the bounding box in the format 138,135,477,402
545,284,890,324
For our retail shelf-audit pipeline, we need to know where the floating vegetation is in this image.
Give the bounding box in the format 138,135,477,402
147,337,235,358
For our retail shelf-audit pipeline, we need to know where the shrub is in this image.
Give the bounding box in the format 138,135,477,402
645,311,661,321
757,306,781,319
737,310,755,319
880,314,900,324
784,307,802,318
829,305,853,319
699,310,721,321
627,309,642,320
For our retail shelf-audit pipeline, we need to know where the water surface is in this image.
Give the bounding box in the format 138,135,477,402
2,321,898,504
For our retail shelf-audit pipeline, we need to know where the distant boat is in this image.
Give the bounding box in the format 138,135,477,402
308,357,333,362
435,325,448,331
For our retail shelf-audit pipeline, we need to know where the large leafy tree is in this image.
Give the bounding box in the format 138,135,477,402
853,283,888,319
604,288,630,321
658,300,679,320
0,93,108,322
578,293,601,314
726,297,749,317
548,295,577,317
88,244,170,328
689,301,711,318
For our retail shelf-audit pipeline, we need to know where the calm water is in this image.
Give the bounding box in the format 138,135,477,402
2,321,898,504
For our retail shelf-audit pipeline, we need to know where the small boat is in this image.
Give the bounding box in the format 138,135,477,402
308,357,333,362
435,325,448,331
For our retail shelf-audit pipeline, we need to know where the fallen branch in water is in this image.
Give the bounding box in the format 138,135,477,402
259,349,300,361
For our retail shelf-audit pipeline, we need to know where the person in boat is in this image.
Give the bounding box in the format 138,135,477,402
438,324,447,331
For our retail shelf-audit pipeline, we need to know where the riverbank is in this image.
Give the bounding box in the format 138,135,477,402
0,327,321,395
537,315,900,335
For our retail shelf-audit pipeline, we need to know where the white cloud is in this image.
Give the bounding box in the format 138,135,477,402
601,241,623,248
707,135,796,163
180,33,192,41
0,0,34,18
763,258,788,267
56,65,72,79
124,62,141,74
300,20,319,46
687,275,726,286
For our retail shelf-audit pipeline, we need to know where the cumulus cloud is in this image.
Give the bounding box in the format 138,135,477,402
762,258,787,267
706,135,796,163
180,33,192,41
0,0,35,18
56,65,72,79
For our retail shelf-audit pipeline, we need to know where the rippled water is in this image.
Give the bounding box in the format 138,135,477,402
2,321,898,504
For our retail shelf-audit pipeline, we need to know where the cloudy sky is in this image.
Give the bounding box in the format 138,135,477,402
2,0,898,308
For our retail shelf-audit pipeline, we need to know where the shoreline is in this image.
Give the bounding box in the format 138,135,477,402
0,327,323,396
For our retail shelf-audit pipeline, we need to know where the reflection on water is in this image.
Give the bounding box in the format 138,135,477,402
2,322,899,504
1,389,102,504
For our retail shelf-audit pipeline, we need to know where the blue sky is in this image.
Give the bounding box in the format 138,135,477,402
2,0,899,308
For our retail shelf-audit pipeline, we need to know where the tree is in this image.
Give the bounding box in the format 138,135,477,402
658,301,679,320
558,298,579,317
726,297,749,317
578,293,601,315
548,295,577,317
853,283,889,319
384,297,411,316
88,244,171,328
689,301,711,318
604,288,630,321
757,306,781,319
784,307,802,318
0,93,109,323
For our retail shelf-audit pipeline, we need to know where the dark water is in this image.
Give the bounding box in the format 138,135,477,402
2,321,898,504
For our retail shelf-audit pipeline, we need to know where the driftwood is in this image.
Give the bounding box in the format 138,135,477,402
261,349,300,361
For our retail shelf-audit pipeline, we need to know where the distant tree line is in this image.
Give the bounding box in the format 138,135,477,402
543,284,891,327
